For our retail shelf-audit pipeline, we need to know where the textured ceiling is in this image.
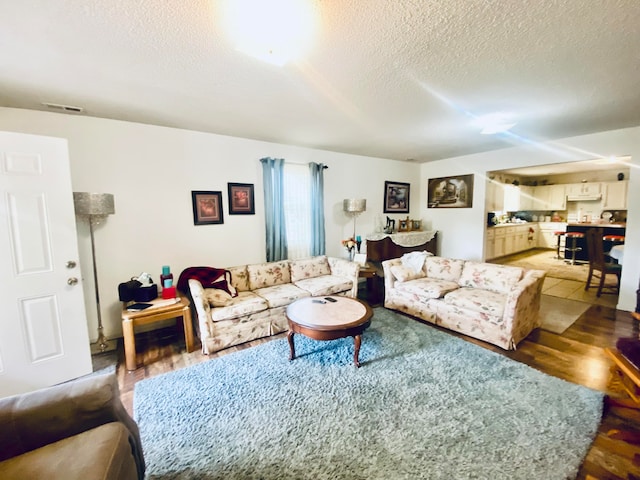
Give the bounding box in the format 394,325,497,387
1,0,639,162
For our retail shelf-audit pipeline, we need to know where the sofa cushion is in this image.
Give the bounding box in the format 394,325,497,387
443,287,507,317
390,265,425,282
425,257,465,282
289,256,331,283
247,261,291,290
0,422,138,480
458,262,524,294
253,283,310,308
204,288,234,307
210,291,268,322
395,277,460,300
294,275,353,297
227,265,250,292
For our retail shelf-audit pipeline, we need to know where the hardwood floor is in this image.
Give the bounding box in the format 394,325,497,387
117,305,640,480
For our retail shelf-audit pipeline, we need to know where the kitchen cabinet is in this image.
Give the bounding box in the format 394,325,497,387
547,184,566,210
537,222,567,249
493,227,506,258
486,180,504,211
485,224,536,259
485,228,495,259
503,185,520,211
519,186,534,211
532,185,566,210
567,182,601,197
602,180,628,210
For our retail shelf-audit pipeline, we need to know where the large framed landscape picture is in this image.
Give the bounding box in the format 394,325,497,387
427,174,474,208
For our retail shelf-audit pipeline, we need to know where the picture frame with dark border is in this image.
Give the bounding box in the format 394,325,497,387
427,174,474,208
227,182,255,215
383,181,410,213
191,190,223,225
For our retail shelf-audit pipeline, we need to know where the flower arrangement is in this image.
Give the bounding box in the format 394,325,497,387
342,238,356,252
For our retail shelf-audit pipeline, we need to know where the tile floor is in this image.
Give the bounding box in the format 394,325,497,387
541,276,618,308
497,248,619,308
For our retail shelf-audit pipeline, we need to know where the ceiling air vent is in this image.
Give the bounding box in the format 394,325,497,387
42,102,84,113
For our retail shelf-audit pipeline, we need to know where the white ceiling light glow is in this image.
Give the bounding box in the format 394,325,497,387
221,0,317,66
474,112,517,135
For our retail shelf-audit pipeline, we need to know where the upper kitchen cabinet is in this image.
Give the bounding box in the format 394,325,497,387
532,184,566,210
519,185,534,211
502,184,535,211
602,180,628,210
487,179,504,211
566,182,601,200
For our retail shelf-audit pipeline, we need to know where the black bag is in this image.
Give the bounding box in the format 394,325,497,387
134,284,158,302
118,279,142,302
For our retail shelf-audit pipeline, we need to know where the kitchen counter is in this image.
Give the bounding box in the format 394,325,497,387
566,222,626,228
564,223,626,262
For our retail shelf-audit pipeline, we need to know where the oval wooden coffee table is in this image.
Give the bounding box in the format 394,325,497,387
286,295,373,367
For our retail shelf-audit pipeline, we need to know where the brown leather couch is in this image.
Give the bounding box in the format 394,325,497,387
0,373,145,480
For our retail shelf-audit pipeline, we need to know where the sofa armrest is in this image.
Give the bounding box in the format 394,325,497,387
327,257,360,297
503,269,546,343
0,373,145,479
188,278,214,354
382,258,403,292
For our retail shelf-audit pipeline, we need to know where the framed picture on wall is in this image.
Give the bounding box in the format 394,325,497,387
383,181,410,213
191,190,223,225
227,183,255,215
427,174,474,208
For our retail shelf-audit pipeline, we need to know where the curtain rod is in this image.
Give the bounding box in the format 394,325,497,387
284,161,328,169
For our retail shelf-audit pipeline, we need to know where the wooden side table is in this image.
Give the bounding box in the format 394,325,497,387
359,263,380,304
121,296,195,371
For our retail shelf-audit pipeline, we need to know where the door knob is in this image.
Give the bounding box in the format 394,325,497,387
67,277,79,285
66,260,77,268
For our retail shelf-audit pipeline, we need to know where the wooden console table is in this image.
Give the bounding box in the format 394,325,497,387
365,230,438,262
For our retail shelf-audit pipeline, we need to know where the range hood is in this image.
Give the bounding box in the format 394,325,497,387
566,194,602,202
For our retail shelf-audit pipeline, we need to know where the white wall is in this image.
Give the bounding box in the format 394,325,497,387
420,126,640,312
0,107,419,341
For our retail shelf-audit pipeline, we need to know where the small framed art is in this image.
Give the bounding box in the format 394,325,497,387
383,181,410,213
227,183,255,215
191,191,223,225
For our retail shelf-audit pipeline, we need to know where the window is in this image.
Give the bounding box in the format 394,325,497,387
283,163,311,259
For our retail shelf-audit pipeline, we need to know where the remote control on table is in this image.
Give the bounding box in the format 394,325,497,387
312,299,326,304
324,297,337,302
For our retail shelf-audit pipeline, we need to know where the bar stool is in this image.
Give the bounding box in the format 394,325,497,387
603,234,625,243
553,231,565,259
564,232,584,265
603,234,625,259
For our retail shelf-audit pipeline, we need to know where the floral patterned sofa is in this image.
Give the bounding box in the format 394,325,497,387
382,256,546,350
188,256,359,354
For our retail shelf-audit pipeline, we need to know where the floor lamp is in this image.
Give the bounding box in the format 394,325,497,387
73,192,116,354
343,198,366,239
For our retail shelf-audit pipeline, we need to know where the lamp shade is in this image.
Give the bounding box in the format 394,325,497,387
343,199,366,214
73,192,115,216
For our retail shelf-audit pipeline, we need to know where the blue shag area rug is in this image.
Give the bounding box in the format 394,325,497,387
134,308,603,480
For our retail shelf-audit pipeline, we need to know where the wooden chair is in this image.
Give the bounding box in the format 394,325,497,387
584,228,622,296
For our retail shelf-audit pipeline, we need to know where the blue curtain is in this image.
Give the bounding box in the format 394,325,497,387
309,162,326,255
260,157,288,261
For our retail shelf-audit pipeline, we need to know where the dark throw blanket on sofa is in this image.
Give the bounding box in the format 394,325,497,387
177,267,237,297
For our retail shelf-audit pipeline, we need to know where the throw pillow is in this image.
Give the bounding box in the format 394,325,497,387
204,288,233,307
390,265,425,282
206,271,237,297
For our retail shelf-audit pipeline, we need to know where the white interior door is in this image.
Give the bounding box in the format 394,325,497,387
0,131,92,398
